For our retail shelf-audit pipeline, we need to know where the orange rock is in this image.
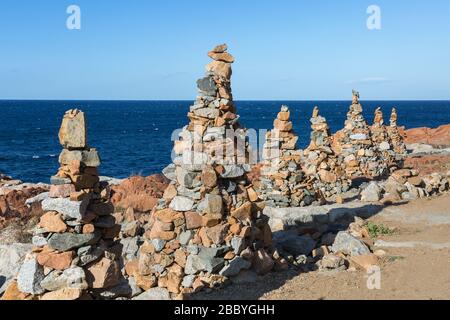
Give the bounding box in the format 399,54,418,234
0,281,28,300
85,258,121,289
273,119,293,132
206,224,229,245
39,211,67,233
49,184,75,198
277,111,290,121
350,254,379,271
174,249,187,268
202,214,222,227
207,51,235,63
41,288,83,300
163,184,177,202
184,211,203,230
246,187,259,202
125,259,139,276
82,224,95,234
154,208,183,223
166,273,182,294
240,226,252,238
231,202,253,221
135,274,157,291
199,228,212,247
230,223,241,235
224,251,235,260
37,251,75,270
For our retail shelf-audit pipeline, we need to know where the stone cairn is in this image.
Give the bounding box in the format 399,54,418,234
14,109,121,300
370,107,399,171
387,108,407,163
132,44,275,300
333,90,388,179
303,106,351,198
258,106,318,207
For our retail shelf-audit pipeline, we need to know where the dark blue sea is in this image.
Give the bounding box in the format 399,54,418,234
1,100,449,183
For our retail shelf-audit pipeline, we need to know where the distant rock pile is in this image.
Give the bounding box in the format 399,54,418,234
131,44,275,300
387,108,407,163
303,107,351,198
370,107,399,171
259,106,318,208
10,109,123,300
333,91,388,179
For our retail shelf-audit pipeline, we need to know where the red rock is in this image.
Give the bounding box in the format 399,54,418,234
403,124,450,147
205,224,229,245
202,167,218,188
166,273,182,294
41,288,83,300
39,211,67,233
37,251,75,270
163,184,177,202
231,202,253,221
82,223,95,234
208,51,235,63
0,281,28,300
86,258,121,289
110,175,169,213
350,254,379,271
154,208,183,223
49,184,75,198
185,211,203,230
125,259,139,276
202,214,222,227
134,274,157,291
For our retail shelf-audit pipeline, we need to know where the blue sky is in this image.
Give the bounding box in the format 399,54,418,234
0,0,449,100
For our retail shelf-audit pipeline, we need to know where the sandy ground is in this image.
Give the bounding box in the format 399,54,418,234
194,193,450,300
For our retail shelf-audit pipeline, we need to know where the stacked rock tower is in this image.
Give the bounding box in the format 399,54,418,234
387,108,407,163
15,109,120,300
303,107,351,198
333,91,388,179
259,106,318,207
134,44,274,299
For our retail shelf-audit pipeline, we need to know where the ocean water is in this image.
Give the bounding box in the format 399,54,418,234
1,100,449,183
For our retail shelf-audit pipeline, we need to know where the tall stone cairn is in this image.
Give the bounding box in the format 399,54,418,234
333,90,388,179
387,108,407,163
259,106,318,207
134,44,274,300
303,106,351,198
15,109,121,300
370,107,399,171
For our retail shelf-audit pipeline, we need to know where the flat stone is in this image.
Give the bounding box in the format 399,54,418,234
59,148,101,167
132,287,170,300
77,246,104,266
41,288,83,300
85,258,121,289
0,244,32,294
350,134,367,141
47,231,101,252
361,182,382,202
40,267,88,291
39,211,67,233
37,251,74,270
197,76,217,95
41,197,90,221
220,165,245,178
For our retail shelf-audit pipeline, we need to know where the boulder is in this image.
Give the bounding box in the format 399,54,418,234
0,244,33,294
47,231,101,252
58,109,87,149
331,232,371,256
17,257,45,295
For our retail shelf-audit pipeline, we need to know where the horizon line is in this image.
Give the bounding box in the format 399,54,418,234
1,98,450,102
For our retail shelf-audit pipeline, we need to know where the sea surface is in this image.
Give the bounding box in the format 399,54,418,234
1,100,449,183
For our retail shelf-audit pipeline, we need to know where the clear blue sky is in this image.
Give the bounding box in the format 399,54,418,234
0,0,449,100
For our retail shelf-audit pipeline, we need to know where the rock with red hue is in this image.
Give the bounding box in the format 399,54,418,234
110,175,169,213
39,211,67,233
85,258,121,289
403,124,450,147
37,251,74,270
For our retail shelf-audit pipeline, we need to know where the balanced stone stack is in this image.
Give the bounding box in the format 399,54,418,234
370,107,399,171
333,91,388,179
259,106,318,207
14,109,122,300
132,44,274,300
303,107,351,198
387,108,407,164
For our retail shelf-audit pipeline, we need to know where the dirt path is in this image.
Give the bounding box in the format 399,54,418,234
194,194,450,300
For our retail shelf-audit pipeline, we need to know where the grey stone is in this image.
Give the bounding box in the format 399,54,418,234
219,257,251,277
321,254,345,269
121,237,141,261
77,246,104,266
185,248,226,275
25,192,49,206
41,197,90,221
197,76,217,95
17,257,45,295
0,244,32,294
50,176,71,185
132,287,170,300
162,164,176,181
231,236,246,255
151,239,166,252
32,235,48,247
40,267,87,291
350,134,367,141
182,275,196,288
169,196,194,212
179,231,193,246
220,165,245,178
277,234,316,256
331,231,371,256
194,107,220,120
379,142,391,151
48,231,101,252
231,270,258,284
361,182,382,202
203,194,223,214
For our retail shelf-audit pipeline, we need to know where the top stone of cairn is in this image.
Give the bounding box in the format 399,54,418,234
58,109,87,149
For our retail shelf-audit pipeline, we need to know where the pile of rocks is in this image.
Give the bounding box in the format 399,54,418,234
302,107,351,198
369,107,399,171
130,44,275,300
9,110,125,300
333,91,388,179
258,106,318,208
387,108,407,162
361,168,450,202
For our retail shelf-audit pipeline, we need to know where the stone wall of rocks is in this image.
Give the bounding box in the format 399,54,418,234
11,109,123,300
130,44,275,300
303,107,352,198
332,91,388,179
259,106,318,208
